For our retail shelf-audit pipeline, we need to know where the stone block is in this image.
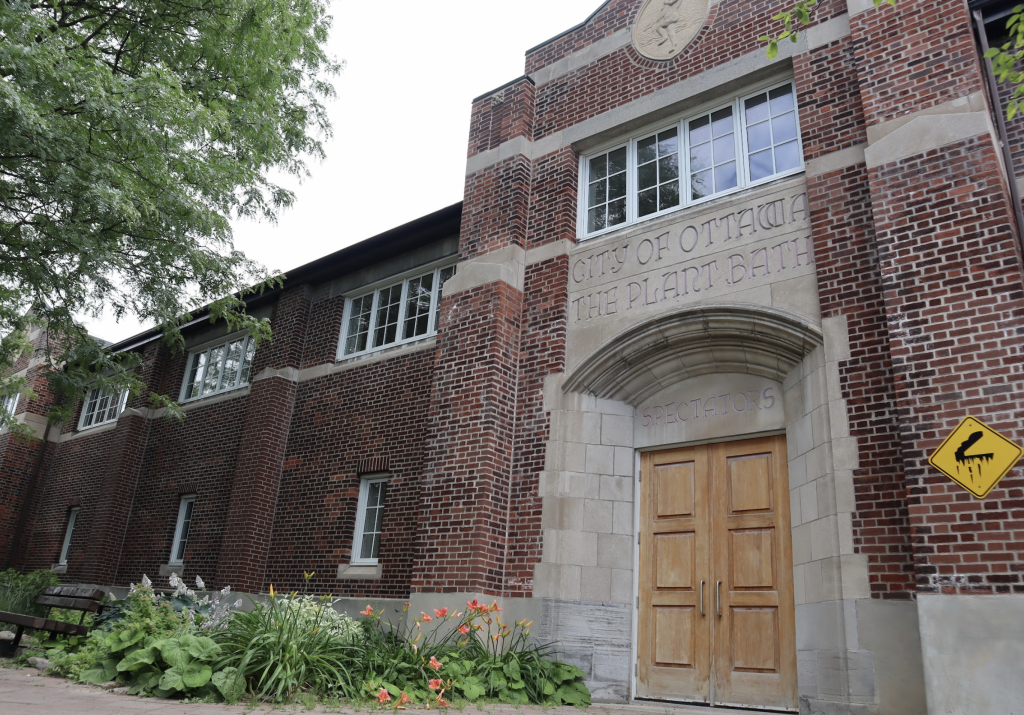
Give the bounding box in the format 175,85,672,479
587,681,630,702
557,565,582,601
592,645,632,682
847,650,876,702
790,484,802,526
613,447,635,477
613,501,633,535
560,531,598,567
597,532,633,569
586,444,614,475
798,649,819,698
567,472,600,498
600,475,632,502
803,558,824,604
811,517,840,561
565,441,587,472
792,522,813,566
610,568,633,604
601,414,633,447
816,475,838,518
817,651,848,699
584,499,614,534
800,482,819,523
580,567,612,603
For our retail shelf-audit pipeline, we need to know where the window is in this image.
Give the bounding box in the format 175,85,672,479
340,263,456,358
351,476,387,565
58,508,79,565
180,335,256,402
169,496,195,566
580,80,803,238
1,392,18,417
78,387,128,430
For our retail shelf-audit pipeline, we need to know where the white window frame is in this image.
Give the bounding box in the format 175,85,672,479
179,333,257,403
77,386,128,431
337,261,457,360
58,508,79,566
351,475,388,566
1,392,19,417
578,78,804,240
169,496,196,567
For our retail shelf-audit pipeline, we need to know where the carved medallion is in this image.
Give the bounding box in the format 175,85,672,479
632,0,709,61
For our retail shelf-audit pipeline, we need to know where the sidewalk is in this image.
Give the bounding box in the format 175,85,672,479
0,666,760,715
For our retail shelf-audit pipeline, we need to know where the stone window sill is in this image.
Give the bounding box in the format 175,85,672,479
51,564,67,574
337,563,382,580
159,564,183,578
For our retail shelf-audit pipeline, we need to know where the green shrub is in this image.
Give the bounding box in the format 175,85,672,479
0,568,58,616
212,585,362,702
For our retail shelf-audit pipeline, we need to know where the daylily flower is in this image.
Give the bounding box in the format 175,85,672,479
429,679,443,690
490,600,503,612
377,687,391,703
466,598,482,612
429,656,443,671
361,604,374,617
434,607,449,618
437,697,450,708
458,625,471,635
398,692,410,708
269,584,275,597
420,612,433,622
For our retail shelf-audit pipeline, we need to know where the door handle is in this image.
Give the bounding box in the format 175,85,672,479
699,580,705,616
716,580,722,617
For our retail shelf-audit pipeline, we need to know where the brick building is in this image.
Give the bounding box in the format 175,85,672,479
2,0,1023,712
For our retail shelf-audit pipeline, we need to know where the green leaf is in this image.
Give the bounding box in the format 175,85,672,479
212,667,246,703
160,638,193,669
159,665,188,692
458,676,486,701
78,658,120,685
767,40,779,60
184,635,220,661
556,681,592,706
182,662,213,689
116,646,158,672
503,659,521,681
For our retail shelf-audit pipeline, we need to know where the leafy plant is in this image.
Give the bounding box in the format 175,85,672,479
213,581,362,702
0,568,58,616
760,0,896,59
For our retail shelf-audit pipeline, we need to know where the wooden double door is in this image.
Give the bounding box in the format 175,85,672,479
637,436,797,711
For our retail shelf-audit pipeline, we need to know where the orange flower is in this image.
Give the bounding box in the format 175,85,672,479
399,692,410,705
377,687,391,704
466,598,482,612
428,679,443,690
458,625,470,635
361,605,374,617
473,624,483,631
269,585,275,597
490,600,503,612
420,612,433,622
434,607,449,619
429,656,443,671
437,697,450,708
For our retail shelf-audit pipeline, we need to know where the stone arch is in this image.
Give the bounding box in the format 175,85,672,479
563,303,823,405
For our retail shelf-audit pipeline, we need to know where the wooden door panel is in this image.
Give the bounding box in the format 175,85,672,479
711,437,797,711
638,449,711,703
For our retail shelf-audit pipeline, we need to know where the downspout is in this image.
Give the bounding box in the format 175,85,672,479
4,421,53,570
973,9,1024,255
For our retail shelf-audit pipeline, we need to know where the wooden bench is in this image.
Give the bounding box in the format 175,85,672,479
0,586,105,656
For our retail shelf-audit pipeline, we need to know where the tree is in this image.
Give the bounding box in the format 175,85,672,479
0,1,341,435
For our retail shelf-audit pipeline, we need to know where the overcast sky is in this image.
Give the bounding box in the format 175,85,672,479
84,0,603,343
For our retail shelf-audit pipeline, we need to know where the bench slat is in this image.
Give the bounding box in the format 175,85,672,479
41,586,105,601
35,595,102,612
0,610,89,637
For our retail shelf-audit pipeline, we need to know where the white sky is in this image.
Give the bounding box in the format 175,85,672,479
85,0,603,344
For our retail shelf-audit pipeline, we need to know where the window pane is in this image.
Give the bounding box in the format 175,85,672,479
608,171,626,200
202,347,224,396
749,149,774,181
608,147,627,174
774,140,801,172
608,198,627,226
345,294,373,355
689,115,711,145
772,112,798,143
638,188,657,217
588,206,606,233
175,500,194,562
746,121,771,152
403,272,434,340
659,154,679,182
769,84,795,114
659,181,680,211
434,266,456,333
185,353,206,400
692,169,712,200
715,162,738,192
361,533,376,560
221,340,243,390
637,135,657,164
372,284,402,348
239,338,256,384
589,154,607,181
659,129,678,156
690,142,712,173
638,162,657,190
711,108,734,136
745,93,770,124
713,135,736,163
588,180,606,206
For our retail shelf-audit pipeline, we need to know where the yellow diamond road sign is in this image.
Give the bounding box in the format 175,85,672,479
929,416,1023,499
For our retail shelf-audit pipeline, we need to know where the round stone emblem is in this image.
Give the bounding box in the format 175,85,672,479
632,0,710,61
